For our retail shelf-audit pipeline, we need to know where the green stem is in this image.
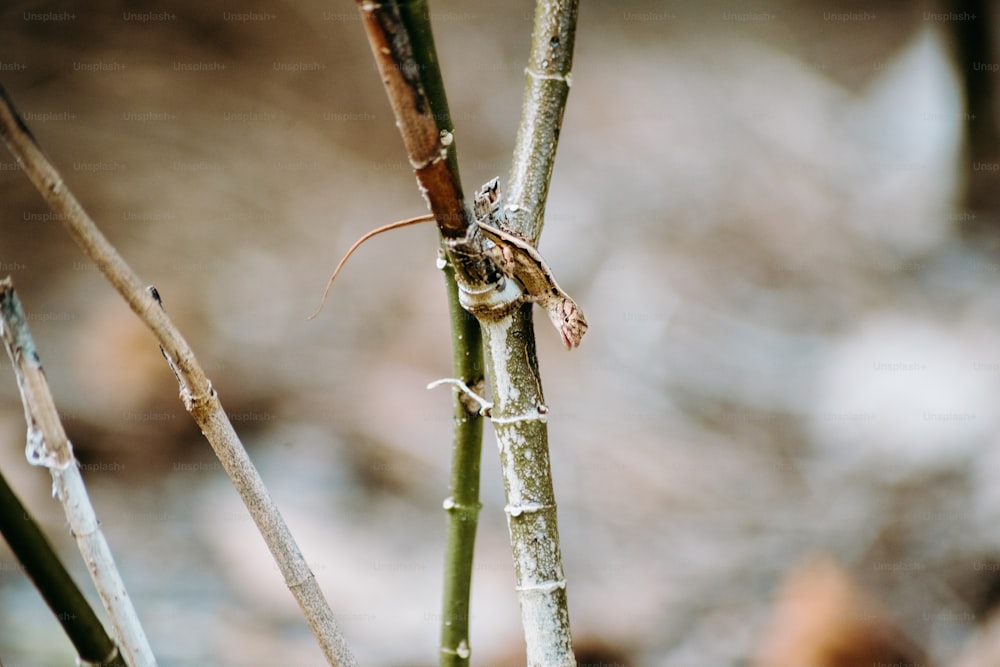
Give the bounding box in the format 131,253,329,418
438,265,484,667
0,467,126,666
370,3,485,664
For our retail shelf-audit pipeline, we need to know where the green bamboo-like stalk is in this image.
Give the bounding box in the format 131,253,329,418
0,466,126,666
396,3,487,662
437,266,484,667
354,3,485,664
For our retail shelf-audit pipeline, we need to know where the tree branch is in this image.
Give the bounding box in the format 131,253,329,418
0,278,151,667
356,0,469,237
485,2,580,664
507,0,579,242
353,3,487,664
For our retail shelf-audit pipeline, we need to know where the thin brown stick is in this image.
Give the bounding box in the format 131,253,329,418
355,1,472,239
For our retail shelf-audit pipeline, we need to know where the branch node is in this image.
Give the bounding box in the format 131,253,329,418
515,579,568,593
182,381,216,412
442,496,482,512
526,68,571,84
505,501,552,517
24,425,73,472
490,407,548,425
440,639,471,658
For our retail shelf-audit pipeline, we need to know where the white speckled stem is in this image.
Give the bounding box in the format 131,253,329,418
481,312,575,667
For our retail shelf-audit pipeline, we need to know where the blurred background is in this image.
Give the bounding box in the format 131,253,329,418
1,0,1000,665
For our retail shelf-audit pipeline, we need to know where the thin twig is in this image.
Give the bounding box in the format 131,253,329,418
352,3,488,665
0,278,152,667
0,86,357,667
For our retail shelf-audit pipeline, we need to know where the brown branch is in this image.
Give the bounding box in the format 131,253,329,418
356,1,470,238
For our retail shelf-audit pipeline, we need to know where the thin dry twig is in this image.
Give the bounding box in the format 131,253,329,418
0,278,151,667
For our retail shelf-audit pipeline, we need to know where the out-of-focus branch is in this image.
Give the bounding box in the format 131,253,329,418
0,278,152,667
0,85,356,667
0,462,127,666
